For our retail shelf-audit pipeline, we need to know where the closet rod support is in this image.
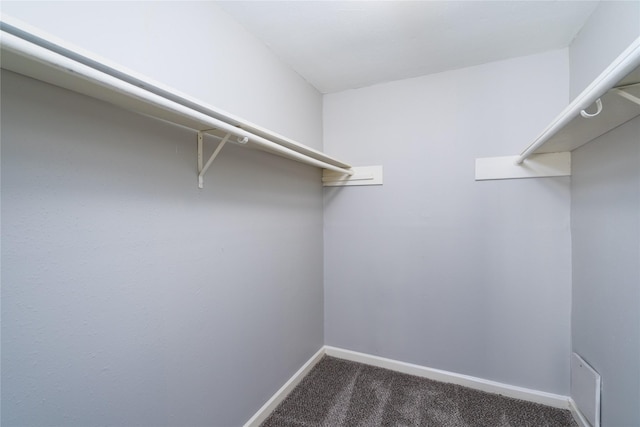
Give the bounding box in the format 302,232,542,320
613,88,640,106
198,131,231,189
580,98,603,118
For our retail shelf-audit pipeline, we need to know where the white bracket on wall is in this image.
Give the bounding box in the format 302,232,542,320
571,353,601,427
198,130,231,189
197,131,250,188
613,82,640,106
475,152,571,181
323,165,383,187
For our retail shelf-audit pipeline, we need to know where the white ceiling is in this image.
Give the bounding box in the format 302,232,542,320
217,1,599,94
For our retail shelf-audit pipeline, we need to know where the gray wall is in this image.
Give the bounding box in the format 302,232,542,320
1,3,324,426
323,50,573,395
569,2,640,425
571,116,640,427
569,1,640,99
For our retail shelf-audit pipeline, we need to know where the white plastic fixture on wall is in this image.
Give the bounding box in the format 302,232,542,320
0,15,381,189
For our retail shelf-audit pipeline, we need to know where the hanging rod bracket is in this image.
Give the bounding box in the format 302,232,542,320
197,130,231,189
580,98,603,118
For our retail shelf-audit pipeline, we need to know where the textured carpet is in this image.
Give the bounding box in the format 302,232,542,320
261,356,577,427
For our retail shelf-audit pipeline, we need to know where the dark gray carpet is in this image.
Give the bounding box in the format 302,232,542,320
261,356,577,427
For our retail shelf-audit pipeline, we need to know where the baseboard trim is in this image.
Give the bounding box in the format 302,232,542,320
243,347,325,427
244,345,573,425
324,346,570,409
569,398,592,427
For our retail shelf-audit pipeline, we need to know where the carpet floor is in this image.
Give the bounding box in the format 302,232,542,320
261,356,577,427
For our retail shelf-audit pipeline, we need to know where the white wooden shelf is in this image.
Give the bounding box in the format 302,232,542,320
530,75,639,155
0,16,379,188
518,37,640,162
476,37,640,181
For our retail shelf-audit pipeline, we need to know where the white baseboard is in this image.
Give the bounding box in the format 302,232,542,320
244,345,574,425
324,346,570,409
569,398,592,427
243,347,325,427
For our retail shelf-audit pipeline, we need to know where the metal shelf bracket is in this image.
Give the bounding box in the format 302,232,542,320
198,130,231,188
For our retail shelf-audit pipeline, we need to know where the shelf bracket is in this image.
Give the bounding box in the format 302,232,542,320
613,88,640,106
323,165,383,186
197,131,231,188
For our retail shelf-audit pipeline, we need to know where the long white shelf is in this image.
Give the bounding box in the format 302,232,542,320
518,37,640,163
476,37,640,181
0,16,357,187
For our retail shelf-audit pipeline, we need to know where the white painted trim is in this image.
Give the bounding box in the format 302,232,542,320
569,398,593,427
243,347,325,427
324,346,570,409
475,152,571,181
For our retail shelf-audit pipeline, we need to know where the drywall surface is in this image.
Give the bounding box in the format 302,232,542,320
571,117,640,427
1,69,323,427
1,3,324,427
323,50,572,395
569,1,640,100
